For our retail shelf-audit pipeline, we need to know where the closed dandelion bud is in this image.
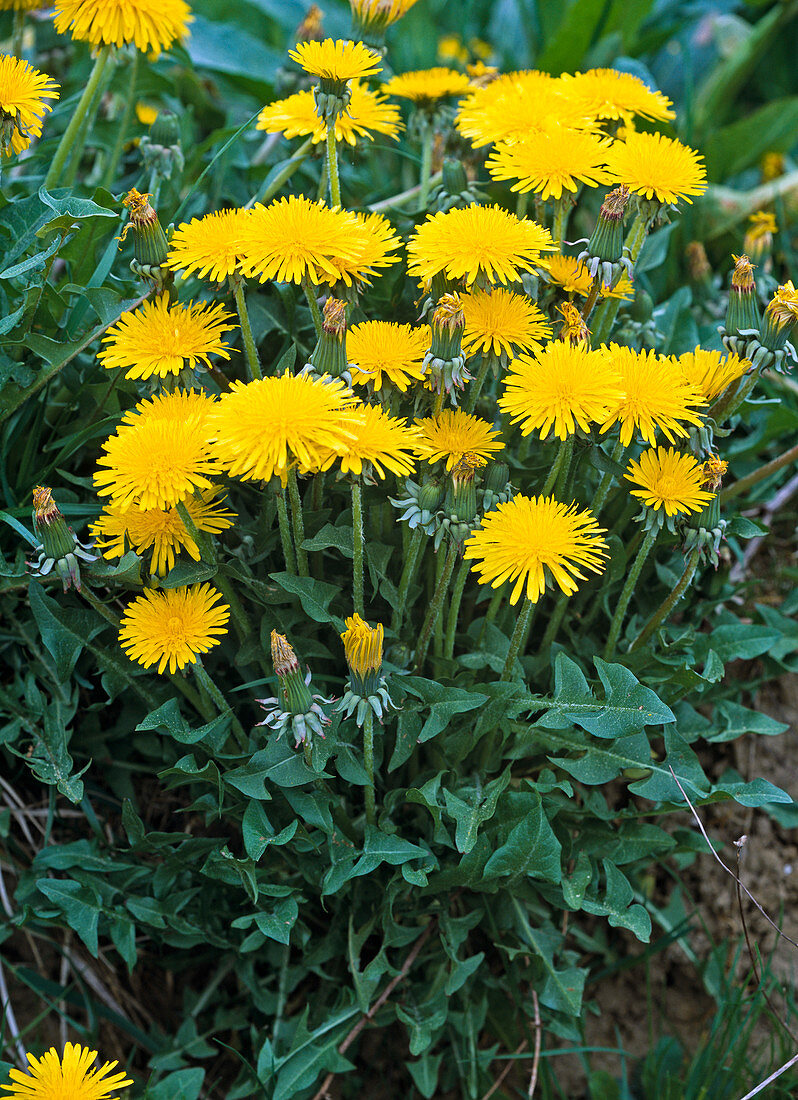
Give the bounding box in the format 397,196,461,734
442,158,468,196
743,211,776,263
424,292,471,401
307,298,350,378
484,462,510,495
760,281,798,353
683,457,728,566
149,109,180,147
350,0,418,48
448,454,480,525
141,110,184,180
724,254,761,337
338,613,395,726
418,478,444,514
257,630,333,747
30,486,97,592
118,188,170,274
577,186,632,287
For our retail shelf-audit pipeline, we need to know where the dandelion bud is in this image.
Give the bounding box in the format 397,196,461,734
557,302,590,348
29,486,97,592
418,479,444,514
481,461,513,511
759,281,798,353
338,614,394,725
424,293,470,402
306,297,350,379
118,188,170,271
447,453,481,526
724,254,760,338
577,186,632,287
743,211,776,263
256,630,333,747
349,0,418,48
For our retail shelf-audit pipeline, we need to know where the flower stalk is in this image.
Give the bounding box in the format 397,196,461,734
230,273,263,380
325,122,341,207
444,556,471,659
287,467,309,577
392,526,424,634
193,662,248,750
413,540,458,671
352,477,365,617
419,120,434,209
275,483,297,575
604,525,659,659
542,436,574,496
363,710,376,825
45,44,113,190
630,546,702,652
302,275,324,338
500,596,534,682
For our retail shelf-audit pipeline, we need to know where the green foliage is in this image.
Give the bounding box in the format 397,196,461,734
1,0,797,1098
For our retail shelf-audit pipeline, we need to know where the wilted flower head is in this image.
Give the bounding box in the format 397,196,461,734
29,486,97,592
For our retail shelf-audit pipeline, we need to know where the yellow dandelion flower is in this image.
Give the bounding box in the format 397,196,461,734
559,69,675,124
257,81,401,146
702,454,728,492
207,372,359,483
543,253,633,300
761,151,784,182
625,446,715,517
486,128,611,200
1,1041,132,1100
97,294,236,380
414,409,504,470
119,583,229,674
348,320,428,391
463,494,607,604
406,204,555,288
350,0,418,30
499,343,624,441
676,347,749,402
455,70,593,148
341,612,384,677
765,280,798,328
166,208,251,283
314,404,421,478
604,131,707,205
327,210,402,287
0,55,59,156
289,38,382,82
381,67,472,107
236,195,364,286
437,34,468,64
90,489,235,577
599,344,705,445
135,101,159,126
53,0,191,55
460,288,551,359
95,390,218,512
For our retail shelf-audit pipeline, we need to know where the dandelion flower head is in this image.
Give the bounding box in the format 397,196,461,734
676,347,749,402
414,409,504,470
348,320,428,391
257,81,401,146
604,131,707,205
289,38,382,82
53,0,192,55
625,446,715,517
456,70,593,148
543,253,633,300
381,67,471,107
600,344,705,445
119,583,229,674
559,68,675,125
0,55,59,156
487,127,611,201
166,208,252,283
0,1041,132,1100
463,494,608,604
460,288,552,359
313,404,421,479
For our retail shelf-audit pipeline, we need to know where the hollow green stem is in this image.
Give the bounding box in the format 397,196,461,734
214,570,252,646
302,275,323,339
363,710,376,826
592,439,626,516
604,525,658,659
12,8,24,57
542,436,574,496
552,196,570,249
478,588,504,645
230,274,262,380
431,388,445,416
419,122,434,210
193,662,248,750
175,499,216,566
250,136,314,207
287,467,309,577
101,50,139,192
274,484,297,575
413,540,458,671
351,477,365,617
500,596,535,682
46,45,113,190
710,369,760,425
392,527,423,634
326,122,341,207
630,547,701,653
538,591,568,656
465,354,493,414
444,557,471,659
590,210,651,346
583,277,602,328
515,191,528,219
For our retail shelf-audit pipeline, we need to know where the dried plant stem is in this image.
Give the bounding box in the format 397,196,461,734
230,274,262,380
45,45,113,190
630,545,700,652
721,440,798,504
604,525,658,659
287,467,309,577
414,541,458,671
501,596,534,682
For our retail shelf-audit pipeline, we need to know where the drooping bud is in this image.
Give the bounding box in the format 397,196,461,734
256,630,333,747
305,297,350,380
424,292,470,403
118,189,170,275
577,186,632,287
743,211,776,264
29,486,97,591
338,613,394,725
724,254,760,338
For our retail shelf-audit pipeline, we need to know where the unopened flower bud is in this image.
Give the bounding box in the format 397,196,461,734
338,613,394,725
30,486,97,591
557,302,590,348
743,211,776,263
760,281,798,353
257,630,333,747
306,297,350,379
118,188,170,273
724,254,760,337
